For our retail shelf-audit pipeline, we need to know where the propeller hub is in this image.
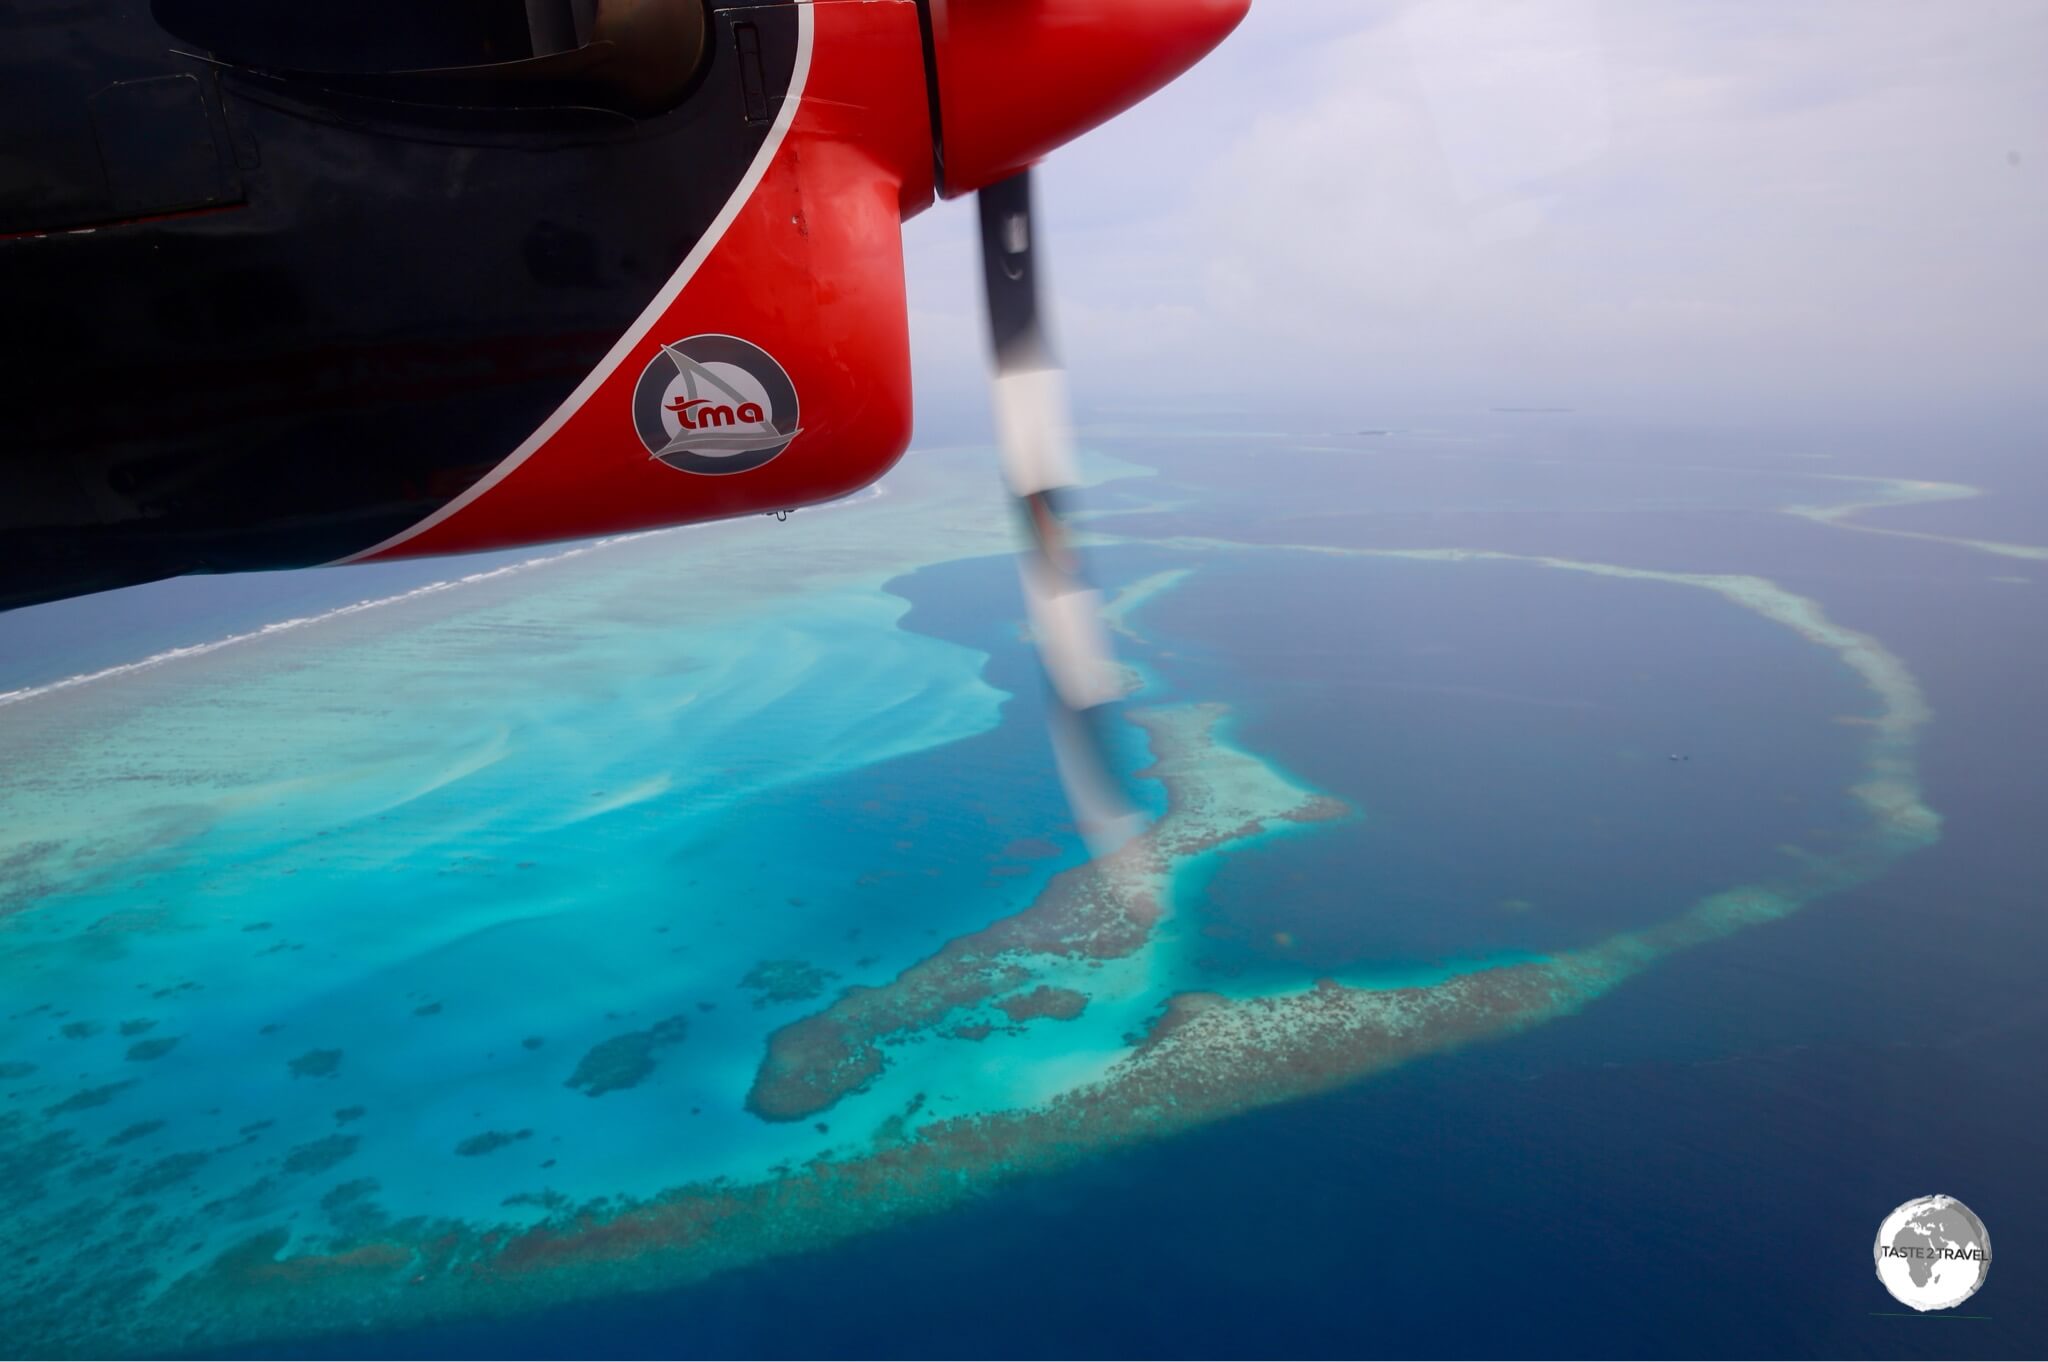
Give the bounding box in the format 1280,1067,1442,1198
927,0,1251,197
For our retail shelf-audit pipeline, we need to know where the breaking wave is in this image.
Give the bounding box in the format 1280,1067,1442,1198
0,482,889,712
0,536,659,710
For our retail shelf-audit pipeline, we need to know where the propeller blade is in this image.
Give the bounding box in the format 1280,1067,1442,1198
978,169,1144,856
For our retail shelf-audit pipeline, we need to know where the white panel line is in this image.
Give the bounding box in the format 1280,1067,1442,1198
330,5,819,565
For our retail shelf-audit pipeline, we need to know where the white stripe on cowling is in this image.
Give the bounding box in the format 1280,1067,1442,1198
328,5,819,565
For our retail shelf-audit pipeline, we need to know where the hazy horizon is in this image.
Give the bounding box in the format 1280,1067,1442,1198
903,0,2047,433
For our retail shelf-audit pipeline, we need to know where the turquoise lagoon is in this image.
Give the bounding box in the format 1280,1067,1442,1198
0,443,1932,1355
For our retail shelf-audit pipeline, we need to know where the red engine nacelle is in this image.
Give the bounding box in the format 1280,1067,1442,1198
348,0,1248,565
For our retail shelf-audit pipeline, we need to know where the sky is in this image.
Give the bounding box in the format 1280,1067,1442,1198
901,0,2048,431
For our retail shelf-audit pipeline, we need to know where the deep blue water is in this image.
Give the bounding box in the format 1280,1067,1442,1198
1125,546,1870,976
10,412,2045,1357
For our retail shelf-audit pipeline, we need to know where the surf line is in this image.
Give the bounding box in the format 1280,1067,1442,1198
0,482,900,712
0,534,660,710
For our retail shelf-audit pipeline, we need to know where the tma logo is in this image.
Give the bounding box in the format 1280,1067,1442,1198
667,395,766,430
631,334,800,475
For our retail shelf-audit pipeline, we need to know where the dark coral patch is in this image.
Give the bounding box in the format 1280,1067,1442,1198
994,986,1088,1024
59,1020,102,1040
564,1017,688,1098
127,1150,210,1196
117,1019,157,1037
454,1129,534,1157
739,958,840,1008
125,1036,180,1062
0,1127,82,1208
282,1135,359,1177
107,1120,165,1147
287,1049,342,1079
321,1178,378,1213
320,1177,390,1237
45,1080,137,1115
333,1106,367,1126
204,1176,282,1222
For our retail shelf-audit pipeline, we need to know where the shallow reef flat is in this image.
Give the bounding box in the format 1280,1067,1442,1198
745,702,1347,1123
0,451,1940,1356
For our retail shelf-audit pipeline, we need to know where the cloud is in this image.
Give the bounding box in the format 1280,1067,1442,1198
904,0,2048,423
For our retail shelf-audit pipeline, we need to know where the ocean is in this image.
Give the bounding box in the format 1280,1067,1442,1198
1,410,2042,1357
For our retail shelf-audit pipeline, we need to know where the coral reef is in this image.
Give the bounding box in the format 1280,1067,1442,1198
565,1018,690,1098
